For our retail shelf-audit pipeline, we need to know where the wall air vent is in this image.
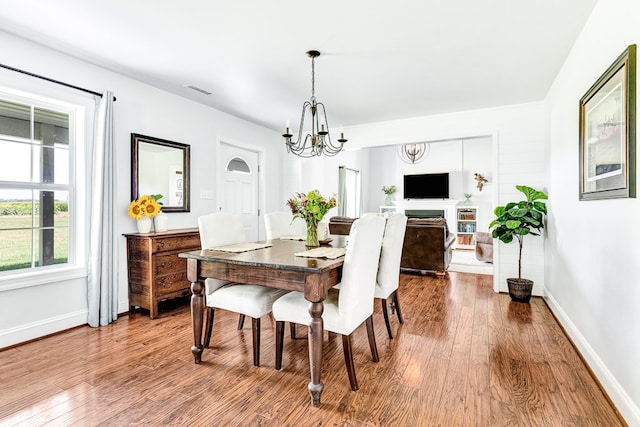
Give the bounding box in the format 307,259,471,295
183,84,212,95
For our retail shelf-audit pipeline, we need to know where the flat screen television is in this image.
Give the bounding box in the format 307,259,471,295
403,173,449,199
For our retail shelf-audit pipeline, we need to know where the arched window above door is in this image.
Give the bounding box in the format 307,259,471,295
225,157,251,174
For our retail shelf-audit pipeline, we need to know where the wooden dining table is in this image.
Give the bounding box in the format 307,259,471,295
179,237,346,407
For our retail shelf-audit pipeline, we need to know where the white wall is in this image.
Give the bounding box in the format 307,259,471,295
0,30,284,348
545,0,640,423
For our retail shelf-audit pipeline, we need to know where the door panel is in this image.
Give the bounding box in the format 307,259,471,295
219,143,259,241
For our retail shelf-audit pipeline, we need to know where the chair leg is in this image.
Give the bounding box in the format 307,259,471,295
251,317,261,367
393,290,404,325
290,322,297,339
237,314,246,330
341,334,359,391
275,321,285,370
365,315,380,362
204,307,215,348
381,298,393,339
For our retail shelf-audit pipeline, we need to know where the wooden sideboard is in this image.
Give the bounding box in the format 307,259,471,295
124,228,201,319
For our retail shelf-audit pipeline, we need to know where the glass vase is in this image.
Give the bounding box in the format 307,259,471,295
306,219,319,248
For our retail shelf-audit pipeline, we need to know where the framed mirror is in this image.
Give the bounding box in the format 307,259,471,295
131,133,190,212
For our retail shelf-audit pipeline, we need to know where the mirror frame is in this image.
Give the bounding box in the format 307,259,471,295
131,133,191,212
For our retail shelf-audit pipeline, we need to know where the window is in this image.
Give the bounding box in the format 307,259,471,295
338,166,361,218
0,95,76,274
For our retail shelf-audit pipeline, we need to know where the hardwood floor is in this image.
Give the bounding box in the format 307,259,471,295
0,272,625,426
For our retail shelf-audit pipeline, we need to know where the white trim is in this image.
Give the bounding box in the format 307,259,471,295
544,291,640,426
0,308,87,349
0,266,87,291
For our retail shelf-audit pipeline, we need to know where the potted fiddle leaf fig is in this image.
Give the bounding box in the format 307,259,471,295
489,185,548,303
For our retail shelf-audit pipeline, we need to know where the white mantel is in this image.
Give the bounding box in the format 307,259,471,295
393,199,460,228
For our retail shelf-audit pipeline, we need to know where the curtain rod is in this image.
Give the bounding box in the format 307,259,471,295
0,63,116,101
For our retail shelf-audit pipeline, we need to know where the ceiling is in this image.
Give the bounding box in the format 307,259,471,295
0,1,598,133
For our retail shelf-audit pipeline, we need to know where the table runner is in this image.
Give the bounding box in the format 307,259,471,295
294,247,346,259
207,242,273,253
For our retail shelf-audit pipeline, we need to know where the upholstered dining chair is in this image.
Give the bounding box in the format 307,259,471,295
272,214,386,391
374,212,408,339
264,211,299,240
197,212,289,366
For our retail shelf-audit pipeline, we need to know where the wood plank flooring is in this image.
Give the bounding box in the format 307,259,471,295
0,272,625,426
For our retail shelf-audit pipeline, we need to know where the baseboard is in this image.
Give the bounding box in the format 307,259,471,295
544,291,640,426
0,309,88,349
1,299,131,350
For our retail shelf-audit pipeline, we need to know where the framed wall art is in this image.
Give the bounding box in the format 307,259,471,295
579,44,636,200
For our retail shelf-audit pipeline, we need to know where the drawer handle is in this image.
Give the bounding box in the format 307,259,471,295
158,242,165,249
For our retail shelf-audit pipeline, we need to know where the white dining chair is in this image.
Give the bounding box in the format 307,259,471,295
198,212,289,366
375,212,408,339
272,214,386,391
264,211,300,240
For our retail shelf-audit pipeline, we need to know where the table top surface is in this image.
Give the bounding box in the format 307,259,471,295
179,236,347,273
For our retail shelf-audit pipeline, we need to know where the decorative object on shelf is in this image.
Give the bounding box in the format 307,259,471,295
382,185,397,205
489,185,548,303
474,173,488,191
397,143,429,164
463,193,472,204
579,44,636,201
287,189,337,248
128,194,163,234
154,211,169,232
282,50,347,157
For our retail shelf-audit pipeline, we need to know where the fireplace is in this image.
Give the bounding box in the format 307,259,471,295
405,209,445,219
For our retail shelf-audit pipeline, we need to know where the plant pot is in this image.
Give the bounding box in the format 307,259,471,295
507,278,533,303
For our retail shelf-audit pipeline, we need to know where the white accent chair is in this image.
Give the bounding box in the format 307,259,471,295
198,212,289,366
375,212,408,339
264,211,299,240
272,214,386,391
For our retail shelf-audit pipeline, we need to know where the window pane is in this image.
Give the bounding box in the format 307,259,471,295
32,145,69,184
53,226,69,265
0,138,32,182
0,99,30,139
0,189,34,228
0,229,35,271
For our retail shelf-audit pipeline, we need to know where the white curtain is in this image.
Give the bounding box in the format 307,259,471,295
337,166,347,216
87,91,117,327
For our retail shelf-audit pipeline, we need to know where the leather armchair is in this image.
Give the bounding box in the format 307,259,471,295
328,216,455,276
400,218,455,276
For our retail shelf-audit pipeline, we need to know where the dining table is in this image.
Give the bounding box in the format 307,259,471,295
179,236,346,407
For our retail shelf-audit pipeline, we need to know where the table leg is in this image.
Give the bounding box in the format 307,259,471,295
308,301,324,406
190,279,205,364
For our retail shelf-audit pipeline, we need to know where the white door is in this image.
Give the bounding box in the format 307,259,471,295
219,143,260,241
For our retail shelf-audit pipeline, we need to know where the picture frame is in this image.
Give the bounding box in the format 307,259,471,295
579,44,636,200
131,133,191,212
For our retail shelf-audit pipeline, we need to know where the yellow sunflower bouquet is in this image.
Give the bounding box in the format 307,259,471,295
128,194,163,220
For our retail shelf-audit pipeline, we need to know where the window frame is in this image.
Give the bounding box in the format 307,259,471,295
0,88,87,291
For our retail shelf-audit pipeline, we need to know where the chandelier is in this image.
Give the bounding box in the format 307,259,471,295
283,50,347,157
398,143,429,164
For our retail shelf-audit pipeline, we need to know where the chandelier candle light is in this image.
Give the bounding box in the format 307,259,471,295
283,50,347,157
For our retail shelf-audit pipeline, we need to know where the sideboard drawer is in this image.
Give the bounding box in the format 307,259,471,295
153,234,201,253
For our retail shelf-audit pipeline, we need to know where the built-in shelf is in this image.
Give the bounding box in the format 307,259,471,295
455,205,478,249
